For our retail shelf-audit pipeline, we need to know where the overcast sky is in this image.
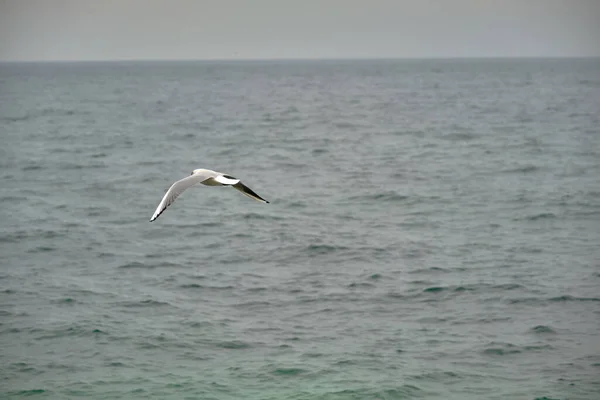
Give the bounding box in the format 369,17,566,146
0,0,598,61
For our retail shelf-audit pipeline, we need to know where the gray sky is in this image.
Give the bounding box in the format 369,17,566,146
0,0,598,61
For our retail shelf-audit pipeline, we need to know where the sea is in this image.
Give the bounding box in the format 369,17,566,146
1,58,599,399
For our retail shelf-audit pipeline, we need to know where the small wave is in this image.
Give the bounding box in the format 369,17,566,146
423,286,446,293
287,201,307,209
105,361,128,368
417,316,448,323
21,164,43,171
305,244,349,256
482,348,520,356
53,297,76,304
508,297,541,305
452,316,512,325
6,390,47,396
234,300,272,310
118,261,181,269
86,207,112,217
531,325,556,334
119,299,172,308
273,161,305,170
453,286,477,292
1,114,31,123
321,386,423,399
410,370,462,381
421,282,521,295
241,212,283,221
10,362,38,373
182,320,212,329
2,107,89,124
348,282,375,289
523,344,553,351
136,160,163,167
482,342,522,356
505,165,539,174
229,232,253,239
579,79,600,86
509,295,600,305
386,292,409,300
48,147,70,154
246,286,268,292
97,252,116,259
216,340,252,349
171,121,212,131
175,221,223,229
549,295,600,302
183,284,234,291
517,212,556,221
118,261,150,269
304,352,325,358
392,129,425,137
493,283,524,290
28,246,56,253
334,121,365,129
39,107,82,117
62,162,107,170
409,267,450,274
272,367,306,375
349,192,409,202
179,283,203,289
35,325,107,340
171,132,197,140
0,229,65,243
312,148,328,155
440,132,478,141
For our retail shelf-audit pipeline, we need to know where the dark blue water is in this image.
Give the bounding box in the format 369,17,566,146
1,58,599,399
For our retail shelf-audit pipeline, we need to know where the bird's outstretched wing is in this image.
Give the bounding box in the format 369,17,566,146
150,173,212,222
232,181,269,203
214,174,269,203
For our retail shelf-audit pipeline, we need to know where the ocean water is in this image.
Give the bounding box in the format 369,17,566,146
1,58,599,399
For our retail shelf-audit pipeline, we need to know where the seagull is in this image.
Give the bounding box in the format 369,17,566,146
150,168,269,222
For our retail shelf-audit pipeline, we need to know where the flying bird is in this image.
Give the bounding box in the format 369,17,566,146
150,168,269,222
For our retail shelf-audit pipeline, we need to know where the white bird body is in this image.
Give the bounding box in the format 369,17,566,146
150,168,268,222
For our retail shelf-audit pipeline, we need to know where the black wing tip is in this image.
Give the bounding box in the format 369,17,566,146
235,182,269,204
150,206,168,222
254,195,269,203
